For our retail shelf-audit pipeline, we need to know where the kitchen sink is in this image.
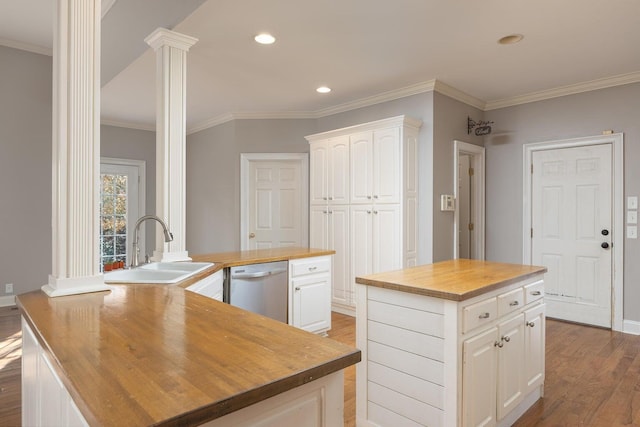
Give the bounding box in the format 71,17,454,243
104,262,214,284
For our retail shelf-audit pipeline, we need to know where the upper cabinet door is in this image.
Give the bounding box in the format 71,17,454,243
328,136,350,204
350,131,373,204
309,140,328,205
373,127,401,204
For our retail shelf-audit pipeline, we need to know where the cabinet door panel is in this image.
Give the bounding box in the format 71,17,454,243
309,205,328,249
350,131,373,204
524,304,546,393
373,127,401,204
373,204,401,273
463,327,498,427
309,141,328,204
329,206,350,306
497,313,525,420
351,205,373,280
292,274,331,333
328,136,350,204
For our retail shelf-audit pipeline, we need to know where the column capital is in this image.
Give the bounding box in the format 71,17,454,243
145,27,198,51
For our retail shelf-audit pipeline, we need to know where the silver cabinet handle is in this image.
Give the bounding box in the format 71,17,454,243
323,197,327,200
295,287,300,291
328,196,333,200
373,210,378,214
531,290,542,296
323,210,328,214
478,312,490,319
367,210,372,214
494,341,503,348
526,321,536,328
308,266,317,271
509,301,519,307
502,335,511,342
373,195,378,199
249,232,256,238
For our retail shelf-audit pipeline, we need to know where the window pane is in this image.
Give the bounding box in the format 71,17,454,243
116,236,127,256
101,216,114,235
102,195,114,215
115,195,127,215
115,216,127,234
115,175,127,195
99,171,130,271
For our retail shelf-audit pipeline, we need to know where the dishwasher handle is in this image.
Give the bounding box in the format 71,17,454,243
231,267,287,280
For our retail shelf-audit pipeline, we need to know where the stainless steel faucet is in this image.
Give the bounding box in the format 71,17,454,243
130,215,173,268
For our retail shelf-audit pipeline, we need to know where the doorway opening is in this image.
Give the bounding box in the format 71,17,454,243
454,141,485,260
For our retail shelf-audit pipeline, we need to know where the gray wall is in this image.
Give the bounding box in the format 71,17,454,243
432,92,484,261
0,46,157,297
186,119,315,254
0,46,52,296
101,125,156,254
484,82,640,321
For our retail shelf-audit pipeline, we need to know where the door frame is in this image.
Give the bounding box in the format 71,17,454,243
240,153,309,250
453,140,485,260
522,134,624,331
100,157,146,264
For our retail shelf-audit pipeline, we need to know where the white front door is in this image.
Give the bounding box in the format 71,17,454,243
246,158,305,249
532,144,612,327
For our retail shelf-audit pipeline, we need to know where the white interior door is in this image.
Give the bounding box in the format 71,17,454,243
532,144,612,327
458,154,472,258
454,140,485,260
243,155,308,250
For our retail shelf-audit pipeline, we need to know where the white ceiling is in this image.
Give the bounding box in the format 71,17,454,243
2,0,640,133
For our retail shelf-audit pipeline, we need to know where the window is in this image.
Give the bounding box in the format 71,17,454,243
99,159,145,271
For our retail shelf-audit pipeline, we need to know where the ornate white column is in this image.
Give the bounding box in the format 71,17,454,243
42,0,110,296
145,28,198,262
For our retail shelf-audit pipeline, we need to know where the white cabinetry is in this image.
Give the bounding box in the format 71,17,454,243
307,116,421,315
185,269,223,301
22,318,90,427
288,256,332,335
356,274,546,427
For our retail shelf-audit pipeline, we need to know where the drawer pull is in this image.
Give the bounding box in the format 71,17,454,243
526,321,536,328
295,287,301,291
308,266,317,271
494,341,503,348
478,312,490,319
531,290,542,296
502,335,511,343
509,301,519,307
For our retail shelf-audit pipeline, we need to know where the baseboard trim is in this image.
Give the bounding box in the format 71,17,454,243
0,295,16,307
331,304,355,317
623,319,640,335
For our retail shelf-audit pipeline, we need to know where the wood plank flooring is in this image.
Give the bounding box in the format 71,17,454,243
2,306,640,426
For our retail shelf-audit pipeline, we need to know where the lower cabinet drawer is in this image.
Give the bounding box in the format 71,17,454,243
524,280,545,304
290,256,331,277
463,297,497,333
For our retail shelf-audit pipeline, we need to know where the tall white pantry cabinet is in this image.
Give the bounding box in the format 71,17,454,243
306,116,422,314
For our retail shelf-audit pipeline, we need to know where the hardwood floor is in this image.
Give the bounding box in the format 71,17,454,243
0,306,21,427
2,307,639,426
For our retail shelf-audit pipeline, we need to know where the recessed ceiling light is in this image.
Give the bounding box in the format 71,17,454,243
254,33,275,45
498,34,524,45
316,86,331,94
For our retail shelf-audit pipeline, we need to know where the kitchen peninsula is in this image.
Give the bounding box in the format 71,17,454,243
17,247,359,426
355,259,547,427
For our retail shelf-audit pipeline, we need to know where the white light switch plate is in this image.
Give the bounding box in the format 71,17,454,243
628,196,638,210
628,211,638,224
627,225,637,239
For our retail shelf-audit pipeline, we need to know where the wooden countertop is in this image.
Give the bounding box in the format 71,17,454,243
355,259,547,301
192,247,335,267
17,284,360,426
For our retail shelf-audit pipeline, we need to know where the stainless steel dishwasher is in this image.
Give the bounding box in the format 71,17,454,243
227,261,288,322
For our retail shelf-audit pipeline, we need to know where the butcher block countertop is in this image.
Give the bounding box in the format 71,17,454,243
355,259,547,301
192,247,335,267
17,272,359,426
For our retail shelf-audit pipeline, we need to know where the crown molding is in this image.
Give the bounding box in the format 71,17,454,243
187,113,235,135
102,0,118,18
485,71,640,110
0,38,52,56
433,80,486,110
145,28,198,52
315,80,437,118
101,119,155,132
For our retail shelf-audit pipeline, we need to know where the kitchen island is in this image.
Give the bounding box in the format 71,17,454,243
355,259,546,427
17,247,359,427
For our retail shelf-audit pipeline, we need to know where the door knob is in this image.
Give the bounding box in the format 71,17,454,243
601,242,610,249
249,232,256,239
602,229,609,236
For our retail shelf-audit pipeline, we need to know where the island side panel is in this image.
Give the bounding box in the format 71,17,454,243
356,284,450,427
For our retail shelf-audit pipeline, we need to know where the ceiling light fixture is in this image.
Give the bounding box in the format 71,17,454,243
316,86,331,94
498,34,524,45
254,33,276,45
